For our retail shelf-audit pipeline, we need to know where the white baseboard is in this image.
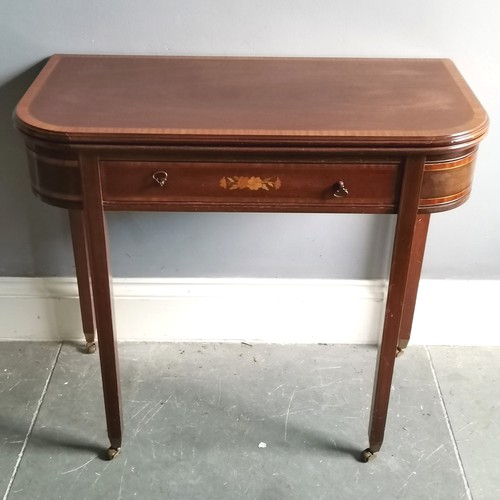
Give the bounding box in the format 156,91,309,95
0,278,498,345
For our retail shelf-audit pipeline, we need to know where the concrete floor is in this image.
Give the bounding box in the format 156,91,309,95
0,342,498,500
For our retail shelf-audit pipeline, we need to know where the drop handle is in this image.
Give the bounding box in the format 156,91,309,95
332,181,349,198
152,171,168,187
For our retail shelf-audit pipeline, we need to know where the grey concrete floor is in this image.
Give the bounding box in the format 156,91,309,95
0,343,498,500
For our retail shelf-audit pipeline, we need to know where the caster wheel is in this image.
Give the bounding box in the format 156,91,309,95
360,448,376,463
396,347,404,358
106,447,121,460
86,342,96,354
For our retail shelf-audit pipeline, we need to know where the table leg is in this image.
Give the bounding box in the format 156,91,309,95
361,156,426,462
68,209,96,354
397,213,430,355
80,153,123,459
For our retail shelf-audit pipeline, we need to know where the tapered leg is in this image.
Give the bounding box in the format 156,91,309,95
361,156,426,462
80,153,123,457
68,209,96,353
397,213,430,354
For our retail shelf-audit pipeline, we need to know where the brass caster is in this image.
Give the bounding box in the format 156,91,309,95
396,346,404,358
360,448,376,463
86,342,96,354
106,447,121,460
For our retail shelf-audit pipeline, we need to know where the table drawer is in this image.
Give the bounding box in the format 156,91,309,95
100,161,402,212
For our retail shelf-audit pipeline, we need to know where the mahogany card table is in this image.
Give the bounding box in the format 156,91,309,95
14,55,488,461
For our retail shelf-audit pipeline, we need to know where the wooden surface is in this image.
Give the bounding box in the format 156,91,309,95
14,55,488,460
68,209,95,346
369,155,426,452
15,55,488,147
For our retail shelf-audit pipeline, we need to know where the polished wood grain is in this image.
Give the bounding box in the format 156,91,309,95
368,155,426,453
419,151,477,211
14,55,488,461
100,160,402,213
397,214,431,351
23,139,479,214
15,56,487,148
79,151,123,453
68,209,95,348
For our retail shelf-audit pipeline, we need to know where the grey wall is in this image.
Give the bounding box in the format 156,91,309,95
1,0,499,279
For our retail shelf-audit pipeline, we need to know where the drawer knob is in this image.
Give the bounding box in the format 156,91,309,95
152,171,168,187
332,181,349,198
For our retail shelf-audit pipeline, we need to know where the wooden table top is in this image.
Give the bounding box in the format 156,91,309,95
15,55,488,148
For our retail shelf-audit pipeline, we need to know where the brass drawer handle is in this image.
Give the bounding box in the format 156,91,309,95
152,171,168,187
332,181,349,198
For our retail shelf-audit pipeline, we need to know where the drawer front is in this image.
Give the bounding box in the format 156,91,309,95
100,161,402,212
